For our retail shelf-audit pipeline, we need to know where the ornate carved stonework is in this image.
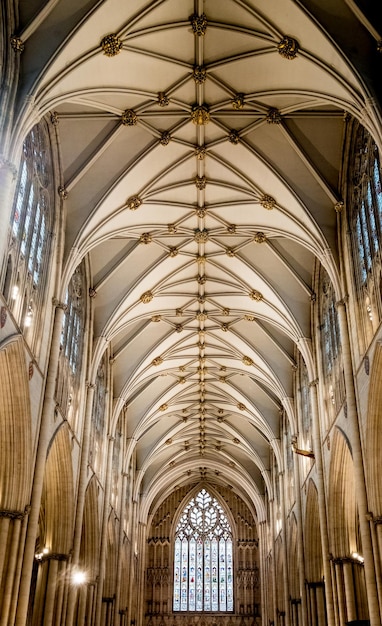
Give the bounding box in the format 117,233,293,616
140,233,152,244
160,131,171,145
195,146,206,160
191,105,210,125
101,33,122,56
190,13,208,36
228,129,240,144
194,229,209,243
126,195,142,210
158,92,169,106
193,65,207,83
169,247,178,257
277,35,299,59
266,107,282,124
195,176,207,190
243,355,254,366
232,93,245,109
152,357,163,366
254,231,266,243
260,194,276,210
121,109,138,125
10,36,24,52
140,291,153,303
250,290,263,301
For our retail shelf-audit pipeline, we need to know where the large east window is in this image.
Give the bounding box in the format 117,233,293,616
173,488,233,612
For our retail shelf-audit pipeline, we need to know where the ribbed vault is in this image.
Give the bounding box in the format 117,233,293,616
14,0,381,521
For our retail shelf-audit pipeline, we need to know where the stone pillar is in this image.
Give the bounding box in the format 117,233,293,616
0,513,22,625
279,472,291,626
336,300,380,625
114,471,128,619
269,498,278,624
65,381,96,626
127,500,138,626
8,508,30,626
15,299,66,626
292,445,309,626
43,557,59,626
94,435,115,626
342,560,356,622
309,379,336,626
334,561,346,626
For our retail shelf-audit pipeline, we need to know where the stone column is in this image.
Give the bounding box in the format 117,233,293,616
43,557,59,626
292,446,309,626
279,471,291,626
309,379,336,626
269,498,278,625
114,471,128,619
8,508,30,626
336,300,380,625
94,435,115,626
15,299,66,626
127,500,138,626
342,560,356,622
0,514,22,625
334,561,346,626
65,381,96,626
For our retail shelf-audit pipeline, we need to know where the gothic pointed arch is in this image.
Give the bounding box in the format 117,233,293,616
173,486,234,612
43,423,74,555
365,341,382,516
0,335,32,511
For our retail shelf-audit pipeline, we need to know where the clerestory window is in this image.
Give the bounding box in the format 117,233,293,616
173,488,233,612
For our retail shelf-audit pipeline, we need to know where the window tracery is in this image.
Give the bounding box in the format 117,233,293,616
2,120,54,346
319,268,345,423
173,488,233,612
55,261,87,425
347,122,382,349
90,355,107,475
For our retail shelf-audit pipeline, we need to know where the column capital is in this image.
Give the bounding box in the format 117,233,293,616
335,295,349,309
52,297,67,311
0,508,25,520
86,381,96,390
0,156,18,178
308,378,319,388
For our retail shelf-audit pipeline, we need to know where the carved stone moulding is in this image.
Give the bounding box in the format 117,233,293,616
232,93,245,110
140,291,153,304
100,33,123,57
242,355,254,366
152,357,163,366
228,130,240,144
254,231,266,243
160,131,171,146
266,108,282,124
194,229,209,243
126,195,142,210
260,194,276,210
191,105,210,126
158,92,169,106
190,13,208,36
169,247,178,257
195,175,207,190
195,146,206,160
121,109,138,126
277,35,299,59
193,65,207,83
250,290,263,302
140,232,152,244
10,36,24,52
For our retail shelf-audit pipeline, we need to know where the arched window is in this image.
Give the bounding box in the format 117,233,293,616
347,121,382,348
173,488,233,612
55,261,87,426
319,267,345,423
2,120,54,346
89,354,107,475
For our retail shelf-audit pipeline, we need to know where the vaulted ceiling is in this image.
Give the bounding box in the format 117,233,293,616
14,0,381,520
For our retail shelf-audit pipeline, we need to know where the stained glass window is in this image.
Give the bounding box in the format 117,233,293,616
319,268,345,423
55,261,87,426
347,121,382,349
173,489,233,612
2,120,54,346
